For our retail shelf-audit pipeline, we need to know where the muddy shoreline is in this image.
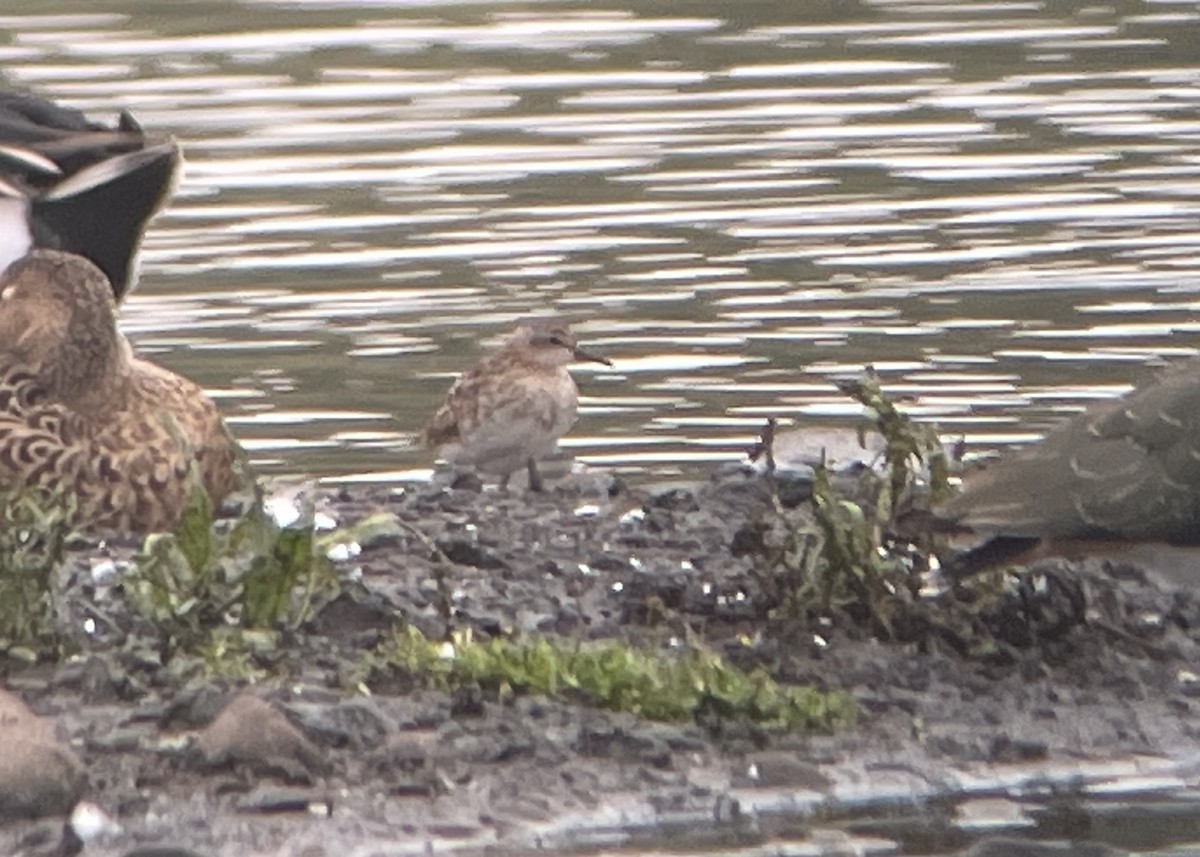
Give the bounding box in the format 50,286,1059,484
4,464,1200,857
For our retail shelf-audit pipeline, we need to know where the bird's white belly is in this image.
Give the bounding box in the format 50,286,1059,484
454,384,578,476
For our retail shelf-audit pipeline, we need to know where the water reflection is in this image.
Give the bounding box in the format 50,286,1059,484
3,0,1200,481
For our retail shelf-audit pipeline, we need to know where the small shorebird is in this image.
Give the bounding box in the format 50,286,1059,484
0,89,179,301
0,250,237,533
936,357,1200,573
423,318,612,491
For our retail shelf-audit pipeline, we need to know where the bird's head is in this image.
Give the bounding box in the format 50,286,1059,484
510,317,612,369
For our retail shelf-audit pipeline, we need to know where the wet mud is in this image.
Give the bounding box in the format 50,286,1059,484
3,465,1200,857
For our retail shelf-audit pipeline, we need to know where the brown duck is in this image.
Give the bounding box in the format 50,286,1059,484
0,249,236,533
937,357,1200,572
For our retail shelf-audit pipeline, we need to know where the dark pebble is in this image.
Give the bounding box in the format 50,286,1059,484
437,537,507,569
285,697,393,751
988,734,1048,763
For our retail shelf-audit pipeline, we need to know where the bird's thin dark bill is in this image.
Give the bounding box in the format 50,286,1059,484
573,346,612,366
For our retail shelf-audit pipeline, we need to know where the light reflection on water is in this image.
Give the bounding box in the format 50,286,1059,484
6,6,1200,854
4,0,1200,483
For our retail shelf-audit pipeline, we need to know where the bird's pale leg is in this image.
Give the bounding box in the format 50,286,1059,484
526,457,544,492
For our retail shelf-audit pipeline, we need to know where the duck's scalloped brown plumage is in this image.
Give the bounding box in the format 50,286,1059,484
0,249,236,533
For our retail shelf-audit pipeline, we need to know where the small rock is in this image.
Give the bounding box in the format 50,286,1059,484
84,729,141,753
744,751,832,789
645,485,701,512
445,722,535,764
195,695,327,782
369,730,436,772
588,552,632,572
159,682,229,731
236,786,333,816
16,819,82,857
285,698,392,751
69,801,120,843
576,718,672,769
774,474,814,508
312,589,400,639
0,689,86,821
729,522,767,557
713,793,741,824
988,735,1048,764
449,686,486,719
51,656,120,705
79,656,121,704
437,537,507,569
449,472,484,492
368,730,447,797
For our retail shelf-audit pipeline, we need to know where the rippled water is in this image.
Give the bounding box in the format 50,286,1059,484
5,0,1200,484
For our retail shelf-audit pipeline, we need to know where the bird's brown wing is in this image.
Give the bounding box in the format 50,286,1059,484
423,375,468,447
940,358,1200,542
422,352,516,448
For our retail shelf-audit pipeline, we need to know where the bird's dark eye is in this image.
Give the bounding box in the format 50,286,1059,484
548,332,567,346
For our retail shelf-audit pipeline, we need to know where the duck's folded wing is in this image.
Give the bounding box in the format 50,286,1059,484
31,141,178,302
0,90,179,301
941,359,1200,542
